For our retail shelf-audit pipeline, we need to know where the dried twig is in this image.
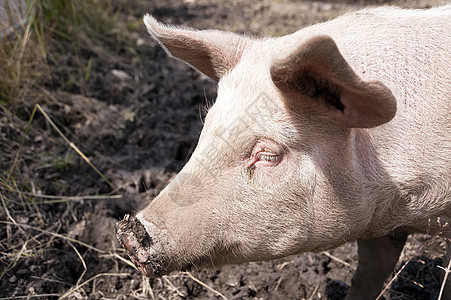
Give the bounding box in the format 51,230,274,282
307,284,319,300
438,257,451,300
184,272,228,300
0,240,28,282
0,187,122,204
109,252,137,269
35,104,117,191
68,241,87,287
322,251,354,270
59,273,129,299
0,294,60,299
163,276,186,298
0,221,105,253
142,275,155,300
376,260,410,300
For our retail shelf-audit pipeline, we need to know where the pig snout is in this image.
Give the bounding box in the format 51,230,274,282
115,214,170,277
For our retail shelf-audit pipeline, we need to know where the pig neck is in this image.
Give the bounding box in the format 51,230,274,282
351,125,450,237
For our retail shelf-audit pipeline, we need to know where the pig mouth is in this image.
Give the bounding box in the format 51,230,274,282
115,214,172,277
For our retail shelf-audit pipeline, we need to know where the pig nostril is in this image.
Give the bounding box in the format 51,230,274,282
142,237,151,247
116,214,154,246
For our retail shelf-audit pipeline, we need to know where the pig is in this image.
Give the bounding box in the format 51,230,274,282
116,6,451,299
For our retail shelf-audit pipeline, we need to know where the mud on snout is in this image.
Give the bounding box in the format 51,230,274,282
115,214,170,278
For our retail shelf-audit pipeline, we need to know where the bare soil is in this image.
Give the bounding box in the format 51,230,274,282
1,0,449,299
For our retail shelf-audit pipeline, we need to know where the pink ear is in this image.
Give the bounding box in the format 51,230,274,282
270,35,397,128
144,14,250,81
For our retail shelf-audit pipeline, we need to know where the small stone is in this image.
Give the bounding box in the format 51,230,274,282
111,69,132,81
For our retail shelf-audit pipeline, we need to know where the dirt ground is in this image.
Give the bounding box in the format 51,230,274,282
1,0,450,299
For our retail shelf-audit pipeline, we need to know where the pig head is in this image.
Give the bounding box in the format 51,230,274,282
116,6,451,299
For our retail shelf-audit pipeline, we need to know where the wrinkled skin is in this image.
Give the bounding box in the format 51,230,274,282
116,6,451,299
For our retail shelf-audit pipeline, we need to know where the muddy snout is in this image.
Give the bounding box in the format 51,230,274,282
115,214,168,277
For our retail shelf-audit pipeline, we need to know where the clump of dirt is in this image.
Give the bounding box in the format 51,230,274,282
1,0,448,299
116,215,149,246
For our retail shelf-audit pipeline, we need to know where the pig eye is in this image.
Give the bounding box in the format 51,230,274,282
252,152,282,167
257,153,281,162
248,140,283,168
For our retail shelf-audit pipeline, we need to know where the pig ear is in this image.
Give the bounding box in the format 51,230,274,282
270,36,397,128
144,14,249,81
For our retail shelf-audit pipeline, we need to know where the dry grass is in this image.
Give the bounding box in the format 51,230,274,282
0,0,139,298
0,0,47,107
0,0,132,107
